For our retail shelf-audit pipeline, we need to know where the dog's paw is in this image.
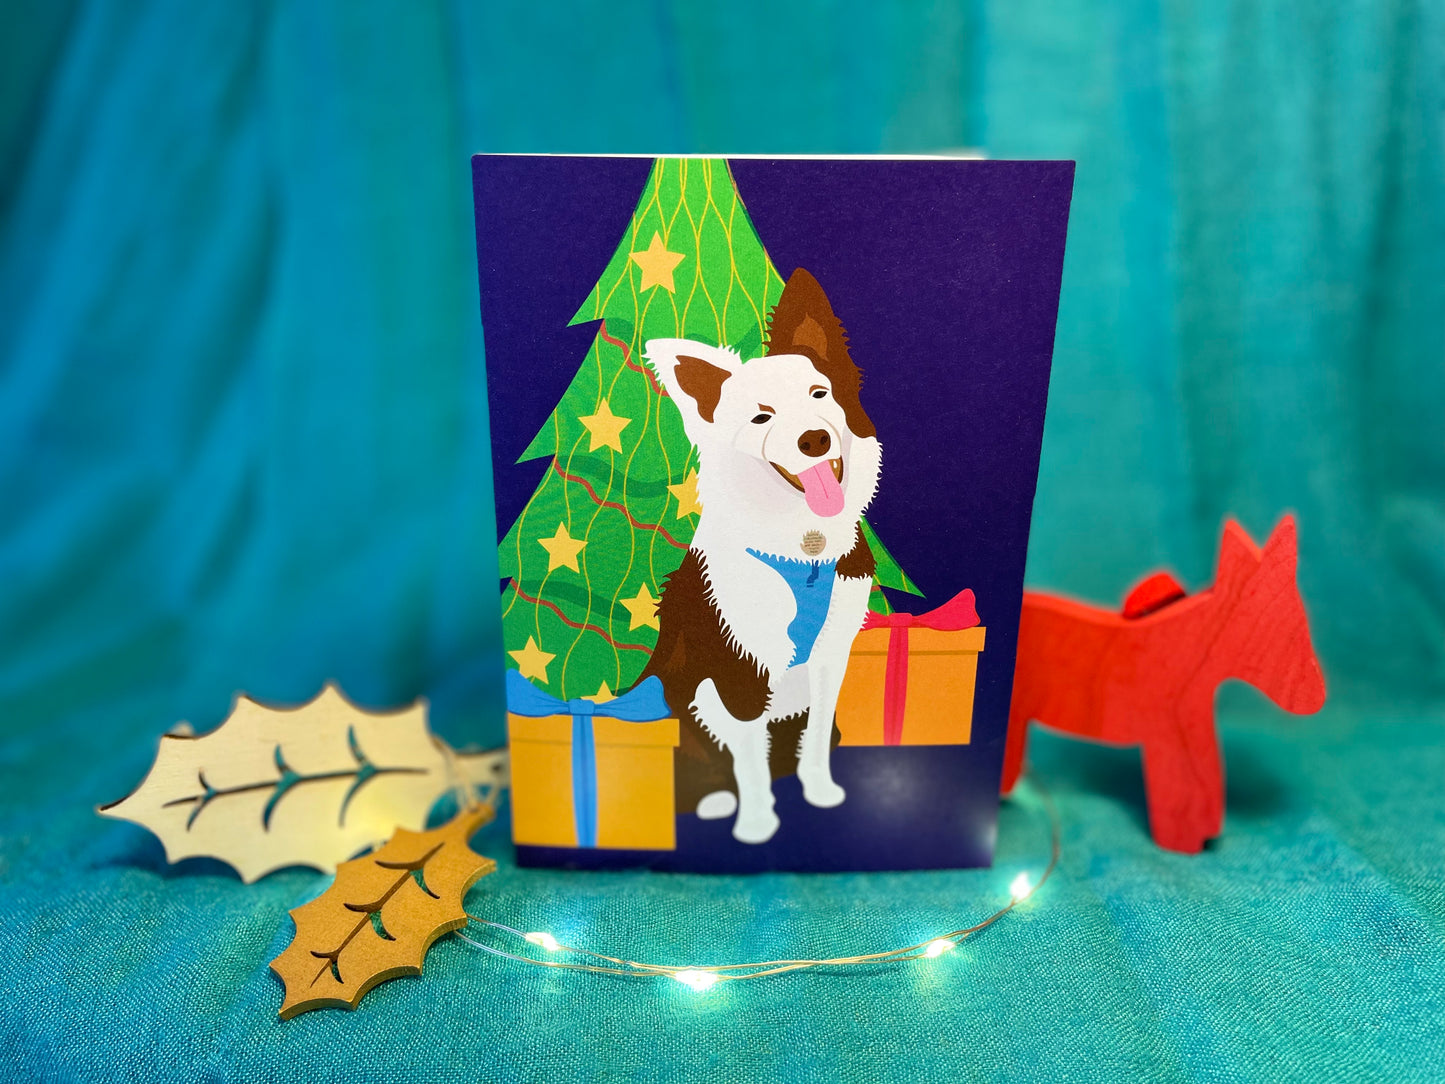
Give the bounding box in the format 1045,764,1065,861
696,791,738,820
732,808,780,845
800,776,846,809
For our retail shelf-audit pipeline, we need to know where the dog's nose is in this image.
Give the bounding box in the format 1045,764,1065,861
797,429,831,457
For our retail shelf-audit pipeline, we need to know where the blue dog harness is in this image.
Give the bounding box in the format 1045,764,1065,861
745,549,838,666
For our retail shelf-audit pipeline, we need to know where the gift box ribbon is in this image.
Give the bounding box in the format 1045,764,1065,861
861,589,980,745
505,670,671,847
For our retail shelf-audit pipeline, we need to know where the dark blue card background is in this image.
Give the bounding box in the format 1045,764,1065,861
472,156,1073,872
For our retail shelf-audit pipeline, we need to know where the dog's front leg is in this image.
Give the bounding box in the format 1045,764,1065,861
797,575,872,808
797,661,846,808
691,679,779,844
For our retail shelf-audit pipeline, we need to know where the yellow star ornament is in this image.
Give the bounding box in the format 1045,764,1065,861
579,399,631,453
667,469,703,518
592,682,616,704
621,584,660,631
629,231,685,293
538,523,586,572
508,637,555,684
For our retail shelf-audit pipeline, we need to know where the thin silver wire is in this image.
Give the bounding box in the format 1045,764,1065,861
457,778,1061,984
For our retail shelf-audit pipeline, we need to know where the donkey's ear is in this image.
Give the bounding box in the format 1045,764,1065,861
643,338,740,430
765,268,849,363
1217,519,1264,582
1262,514,1300,570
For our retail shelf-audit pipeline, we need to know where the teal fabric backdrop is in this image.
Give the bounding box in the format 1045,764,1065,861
1,3,1442,1081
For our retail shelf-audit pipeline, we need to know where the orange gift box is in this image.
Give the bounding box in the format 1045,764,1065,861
835,590,986,746
505,672,679,851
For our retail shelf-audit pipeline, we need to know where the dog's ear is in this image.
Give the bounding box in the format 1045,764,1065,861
766,269,875,439
765,268,849,365
643,339,741,429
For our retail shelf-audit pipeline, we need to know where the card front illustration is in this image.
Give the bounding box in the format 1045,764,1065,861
473,155,1073,872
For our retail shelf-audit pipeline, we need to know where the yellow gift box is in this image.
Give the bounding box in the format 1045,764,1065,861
508,709,679,851
836,604,986,747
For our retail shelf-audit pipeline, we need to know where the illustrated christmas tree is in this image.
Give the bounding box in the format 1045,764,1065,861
500,158,919,699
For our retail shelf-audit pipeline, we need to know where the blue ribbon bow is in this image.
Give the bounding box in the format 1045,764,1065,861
505,670,671,848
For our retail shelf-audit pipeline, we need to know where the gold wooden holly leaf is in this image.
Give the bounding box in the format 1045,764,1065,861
270,804,496,1019
99,684,507,882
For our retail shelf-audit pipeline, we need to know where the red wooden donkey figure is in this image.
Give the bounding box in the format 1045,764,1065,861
1002,516,1326,853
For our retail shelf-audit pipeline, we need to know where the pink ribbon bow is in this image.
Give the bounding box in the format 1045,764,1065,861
861,589,980,745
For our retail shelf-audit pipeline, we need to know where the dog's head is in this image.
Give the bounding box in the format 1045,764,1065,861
645,269,880,526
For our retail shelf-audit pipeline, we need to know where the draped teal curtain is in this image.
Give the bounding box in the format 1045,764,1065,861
2,4,1442,1081
2,4,1440,742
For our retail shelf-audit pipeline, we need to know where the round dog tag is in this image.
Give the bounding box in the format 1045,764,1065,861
800,530,826,557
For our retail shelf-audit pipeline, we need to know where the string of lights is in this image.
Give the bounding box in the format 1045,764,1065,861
455,779,1060,991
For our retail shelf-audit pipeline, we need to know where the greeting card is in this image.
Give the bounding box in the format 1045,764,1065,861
472,155,1072,872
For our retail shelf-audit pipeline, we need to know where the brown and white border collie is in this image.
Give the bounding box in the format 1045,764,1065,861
642,269,881,844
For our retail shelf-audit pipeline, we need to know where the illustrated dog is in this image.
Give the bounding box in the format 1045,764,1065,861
640,269,882,844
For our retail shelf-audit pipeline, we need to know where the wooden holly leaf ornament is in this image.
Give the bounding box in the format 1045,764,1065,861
270,804,496,1019
99,685,506,882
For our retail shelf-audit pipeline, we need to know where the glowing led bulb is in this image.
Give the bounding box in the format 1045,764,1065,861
524,932,560,951
673,969,720,991
1010,873,1033,902
923,939,955,958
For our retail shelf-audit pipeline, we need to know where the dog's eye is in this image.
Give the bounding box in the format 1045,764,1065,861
750,413,772,425
811,389,828,399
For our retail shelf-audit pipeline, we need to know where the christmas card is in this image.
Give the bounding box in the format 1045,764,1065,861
472,155,1072,872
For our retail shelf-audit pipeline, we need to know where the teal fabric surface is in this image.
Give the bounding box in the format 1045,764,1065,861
2,3,1442,1081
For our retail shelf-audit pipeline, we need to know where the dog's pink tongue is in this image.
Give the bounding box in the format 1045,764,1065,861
798,462,845,517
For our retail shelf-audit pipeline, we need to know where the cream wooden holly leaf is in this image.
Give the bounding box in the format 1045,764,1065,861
270,803,496,1018
99,684,506,883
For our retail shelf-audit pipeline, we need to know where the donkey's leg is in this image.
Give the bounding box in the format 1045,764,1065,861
1180,697,1225,840
1142,739,1201,853
1141,707,1221,853
692,679,778,844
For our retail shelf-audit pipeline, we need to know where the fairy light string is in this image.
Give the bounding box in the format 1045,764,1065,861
456,779,1060,990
